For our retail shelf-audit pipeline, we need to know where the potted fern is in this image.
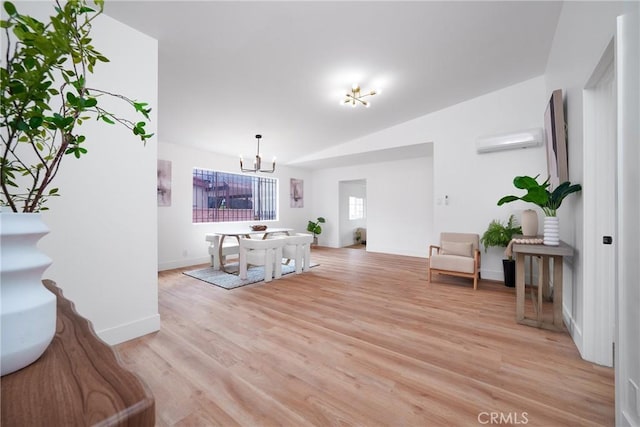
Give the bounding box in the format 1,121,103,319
0,0,152,375
480,215,522,287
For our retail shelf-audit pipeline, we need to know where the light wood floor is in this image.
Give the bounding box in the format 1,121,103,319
116,247,614,426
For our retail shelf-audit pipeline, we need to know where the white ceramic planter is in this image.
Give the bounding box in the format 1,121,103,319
0,212,56,376
543,216,560,246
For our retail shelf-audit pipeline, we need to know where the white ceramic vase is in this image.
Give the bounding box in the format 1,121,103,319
543,216,560,246
521,209,538,237
0,212,56,376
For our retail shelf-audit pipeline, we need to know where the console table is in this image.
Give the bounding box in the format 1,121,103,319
1,280,155,426
512,240,574,331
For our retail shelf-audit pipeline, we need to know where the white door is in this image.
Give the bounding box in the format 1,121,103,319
583,41,617,367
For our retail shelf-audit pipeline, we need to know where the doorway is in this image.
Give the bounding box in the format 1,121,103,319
338,179,367,248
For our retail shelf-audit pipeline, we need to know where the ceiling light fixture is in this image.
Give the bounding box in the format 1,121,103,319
341,83,379,108
240,134,276,173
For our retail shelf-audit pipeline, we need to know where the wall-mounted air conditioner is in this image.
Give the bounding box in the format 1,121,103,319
476,128,543,153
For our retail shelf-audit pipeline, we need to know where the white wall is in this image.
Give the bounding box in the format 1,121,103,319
338,180,366,247
313,155,433,258
29,9,160,344
544,0,632,359
311,77,548,278
157,142,314,270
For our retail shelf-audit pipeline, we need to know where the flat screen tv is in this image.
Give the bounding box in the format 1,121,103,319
544,89,568,188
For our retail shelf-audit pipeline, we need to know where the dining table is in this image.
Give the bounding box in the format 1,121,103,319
205,227,293,273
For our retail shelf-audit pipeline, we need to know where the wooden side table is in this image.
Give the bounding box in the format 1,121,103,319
512,240,574,331
1,280,155,426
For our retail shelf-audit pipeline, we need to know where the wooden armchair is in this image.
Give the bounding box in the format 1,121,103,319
428,232,481,290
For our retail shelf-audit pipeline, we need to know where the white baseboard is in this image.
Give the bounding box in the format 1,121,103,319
368,247,428,258
480,269,504,281
159,256,210,271
97,313,161,345
564,303,583,356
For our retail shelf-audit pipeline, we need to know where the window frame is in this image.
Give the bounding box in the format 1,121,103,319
192,167,279,224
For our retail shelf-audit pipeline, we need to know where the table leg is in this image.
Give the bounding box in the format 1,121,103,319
516,253,525,323
537,256,545,326
542,254,551,300
219,235,243,274
553,255,564,329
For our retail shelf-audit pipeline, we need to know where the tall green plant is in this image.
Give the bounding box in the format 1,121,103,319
497,175,582,216
1,0,153,212
307,216,325,238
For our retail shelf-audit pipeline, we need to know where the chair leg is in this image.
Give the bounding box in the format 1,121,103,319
274,247,283,279
239,248,248,280
264,250,273,282
473,274,478,290
303,245,310,272
295,246,303,274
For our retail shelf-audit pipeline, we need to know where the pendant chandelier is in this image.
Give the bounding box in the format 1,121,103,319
342,83,378,108
240,134,276,173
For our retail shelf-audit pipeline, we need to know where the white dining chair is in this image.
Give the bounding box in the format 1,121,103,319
238,236,286,282
281,233,313,274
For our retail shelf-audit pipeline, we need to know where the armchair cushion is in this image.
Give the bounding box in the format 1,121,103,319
429,255,475,274
440,241,473,257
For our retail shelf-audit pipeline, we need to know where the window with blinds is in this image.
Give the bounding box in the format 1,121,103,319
193,168,278,223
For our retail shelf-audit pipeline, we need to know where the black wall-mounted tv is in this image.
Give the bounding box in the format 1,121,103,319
544,89,568,188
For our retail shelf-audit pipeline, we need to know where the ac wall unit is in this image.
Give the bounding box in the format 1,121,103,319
476,128,543,153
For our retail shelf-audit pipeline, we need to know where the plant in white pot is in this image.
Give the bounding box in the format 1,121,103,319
0,0,152,375
497,175,582,246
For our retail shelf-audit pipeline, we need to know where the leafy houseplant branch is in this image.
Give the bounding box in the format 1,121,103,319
497,175,582,217
1,0,153,212
307,217,326,238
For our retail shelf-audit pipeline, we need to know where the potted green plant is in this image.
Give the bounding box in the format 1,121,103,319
0,0,152,375
480,215,522,287
306,217,325,245
497,175,581,246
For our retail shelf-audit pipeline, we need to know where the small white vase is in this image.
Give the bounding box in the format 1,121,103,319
0,212,56,376
543,216,560,246
521,209,538,237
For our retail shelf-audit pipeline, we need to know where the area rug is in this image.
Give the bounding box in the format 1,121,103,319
183,261,317,290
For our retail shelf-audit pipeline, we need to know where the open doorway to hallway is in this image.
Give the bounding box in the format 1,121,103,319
338,179,367,249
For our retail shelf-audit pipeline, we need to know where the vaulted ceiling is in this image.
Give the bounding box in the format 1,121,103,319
105,1,563,166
